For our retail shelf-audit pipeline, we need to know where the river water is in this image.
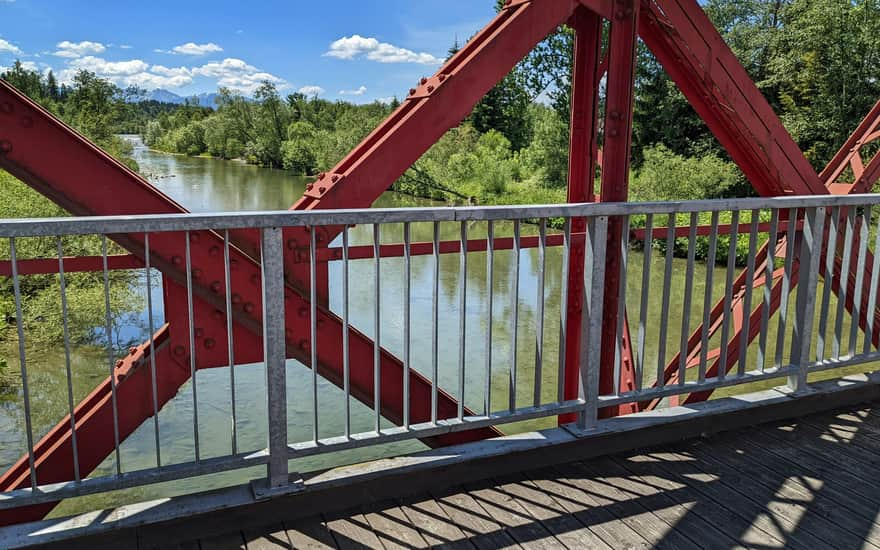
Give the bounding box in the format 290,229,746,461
2,136,808,517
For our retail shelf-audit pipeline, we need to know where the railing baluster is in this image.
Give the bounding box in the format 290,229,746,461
718,211,740,381
486,220,495,414
864,212,880,354
510,219,521,413
373,223,381,432
790,207,826,392
310,226,319,442
57,238,80,482
775,208,798,368
10,238,37,490
849,207,870,356
557,219,571,402
222,230,236,456
580,216,608,429
342,226,351,438
615,215,630,395
656,215,676,387
757,210,779,371
261,226,288,489
833,208,855,360
678,213,697,386
458,221,467,421
534,219,546,406
699,212,720,382
637,214,654,391
817,206,839,361
738,211,760,377
431,221,439,424
102,235,123,474
184,232,199,462
403,222,412,429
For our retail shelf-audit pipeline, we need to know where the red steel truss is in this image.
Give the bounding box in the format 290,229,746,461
0,0,878,525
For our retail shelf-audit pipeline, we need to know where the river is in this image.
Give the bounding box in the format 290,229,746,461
2,136,826,517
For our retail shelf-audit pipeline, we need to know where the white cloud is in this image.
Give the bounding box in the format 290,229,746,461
171,42,223,56
324,35,442,65
298,85,325,97
54,40,105,58
0,38,22,55
120,44,133,49
0,60,37,74
376,96,397,104
339,85,367,96
193,57,285,94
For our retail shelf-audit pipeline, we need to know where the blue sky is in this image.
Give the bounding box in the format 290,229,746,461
0,0,497,102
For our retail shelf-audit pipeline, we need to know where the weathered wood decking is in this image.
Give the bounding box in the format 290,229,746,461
167,401,880,549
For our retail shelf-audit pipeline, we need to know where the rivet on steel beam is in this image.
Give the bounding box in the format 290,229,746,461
0,101,12,114
306,183,314,191
615,10,625,19
438,74,446,82
204,338,216,349
115,359,125,368
243,303,255,314
189,232,200,243
129,346,138,355
20,116,33,128
427,85,435,93
331,175,339,183
409,88,416,96
232,293,242,305
318,172,326,179
318,186,326,194
0,140,11,154
208,246,220,256
298,306,308,318
420,77,428,85
192,268,203,280
287,239,298,250
609,129,619,137
210,281,222,293
174,345,186,357
195,328,205,338
172,256,183,265
212,309,224,320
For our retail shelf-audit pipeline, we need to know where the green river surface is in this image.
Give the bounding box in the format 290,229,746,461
0,136,869,517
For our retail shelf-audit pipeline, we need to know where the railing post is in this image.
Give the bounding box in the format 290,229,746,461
789,207,825,394
261,226,290,491
579,216,609,429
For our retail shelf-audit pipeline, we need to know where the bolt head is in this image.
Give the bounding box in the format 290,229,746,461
420,77,428,85
129,346,138,355
438,74,446,82
210,281,222,293
209,246,220,256
0,101,12,114
20,116,33,128
172,255,183,265
331,175,339,183
232,293,242,304
287,239,298,250
204,338,216,349
318,186,326,194
409,88,416,96
192,268,203,279
318,172,326,179
189,232,200,242
306,183,314,191
243,303,255,314
427,85,435,93
115,359,125,368
0,140,11,154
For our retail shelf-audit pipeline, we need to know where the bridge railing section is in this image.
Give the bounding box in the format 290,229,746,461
0,194,879,513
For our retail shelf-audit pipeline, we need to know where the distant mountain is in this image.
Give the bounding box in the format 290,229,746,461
141,89,220,109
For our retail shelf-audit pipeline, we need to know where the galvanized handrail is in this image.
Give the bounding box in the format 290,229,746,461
1,193,879,516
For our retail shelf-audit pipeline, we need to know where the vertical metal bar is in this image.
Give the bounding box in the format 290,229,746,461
757,210,779,371
699,212,720,382
718,211,740,381
102,236,122,474
10,238,37,490
403,222,412,429
849,206,870,356
510,219,521,413
775,209,798,368
557,219,570,403
738,211,760,377
864,212,880,354
580,217,608,429
817,206,839,361
833,208,855,360
222,230,236,456
534,219,546,406
342,226,351,438
486,221,495,414
656,215,676,387
310,226,319,442
184,232,199,462
373,223,381,432
431,221,440,424
56,238,80,482
458,221,467,421
636,214,654,391
261,227,288,489
678,213,698,385
614,216,630,395
789,207,826,392
145,234,161,466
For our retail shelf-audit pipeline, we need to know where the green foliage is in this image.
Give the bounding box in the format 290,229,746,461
0,356,13,394
629,144,739,202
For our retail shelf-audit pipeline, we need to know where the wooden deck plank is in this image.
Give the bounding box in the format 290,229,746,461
430,488,520,550
283,520,338,550
464,481,562,550
523,468,651,550
398,495,475,549
612,452,789,549
323,510,383,550
491,474,614,550
363,501,430,549
679,437,879,550
241,523,292,549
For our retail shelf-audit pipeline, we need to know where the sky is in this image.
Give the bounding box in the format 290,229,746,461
0,0,497,102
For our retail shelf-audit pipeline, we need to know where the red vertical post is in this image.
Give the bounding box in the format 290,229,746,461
561,8,603,425
597,0,640,417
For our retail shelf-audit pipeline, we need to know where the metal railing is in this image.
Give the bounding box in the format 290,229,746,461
1,193,880,514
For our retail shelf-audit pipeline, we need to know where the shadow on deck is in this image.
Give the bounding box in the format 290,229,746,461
188,401,880,549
